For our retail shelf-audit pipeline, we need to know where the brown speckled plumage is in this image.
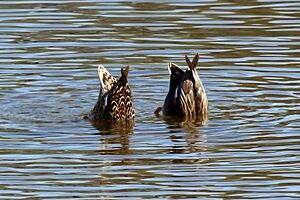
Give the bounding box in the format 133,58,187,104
89,65,135,122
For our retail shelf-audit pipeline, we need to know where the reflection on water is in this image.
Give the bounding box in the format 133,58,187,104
92,120,135,135
1,0,300,199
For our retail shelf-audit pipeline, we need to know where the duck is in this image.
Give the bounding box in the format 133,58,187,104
88,65,135,122
155,53,208,122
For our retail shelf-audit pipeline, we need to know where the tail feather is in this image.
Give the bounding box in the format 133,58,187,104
185,53,199,70
121,66,129,79
97,65,117,96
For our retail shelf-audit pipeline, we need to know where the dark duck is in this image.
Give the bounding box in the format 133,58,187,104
155,53,208,122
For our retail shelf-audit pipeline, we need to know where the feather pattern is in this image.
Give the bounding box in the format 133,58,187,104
178,75,196,120
89,65,135,122
157,54,208,123
178,54,208,122
97,65,117,96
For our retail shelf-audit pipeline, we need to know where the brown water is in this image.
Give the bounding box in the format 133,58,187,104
1,0,300,199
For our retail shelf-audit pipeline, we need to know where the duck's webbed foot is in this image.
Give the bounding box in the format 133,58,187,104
154,107,162,117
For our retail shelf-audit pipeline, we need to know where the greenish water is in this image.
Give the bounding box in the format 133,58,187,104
0,0,300,199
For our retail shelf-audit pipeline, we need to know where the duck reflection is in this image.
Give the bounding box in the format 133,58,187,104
92,120,134,155
161,116,207,158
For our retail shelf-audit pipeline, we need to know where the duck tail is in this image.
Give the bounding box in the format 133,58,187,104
97,65,106,83
121,65,129,79
168,63,182,74
97,65,117,96
185,53,199,70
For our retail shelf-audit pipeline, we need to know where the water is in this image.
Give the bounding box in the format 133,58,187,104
1,0,300,199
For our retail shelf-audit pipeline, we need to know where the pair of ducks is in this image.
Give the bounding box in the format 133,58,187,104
88,54,208,124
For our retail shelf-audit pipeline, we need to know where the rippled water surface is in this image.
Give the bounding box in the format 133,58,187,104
1,0,300,199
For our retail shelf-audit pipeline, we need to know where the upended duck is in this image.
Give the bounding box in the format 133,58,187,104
87,65,135,122
155,53,208,122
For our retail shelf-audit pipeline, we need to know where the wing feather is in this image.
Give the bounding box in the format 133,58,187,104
191,68,208,118
178,77,196,120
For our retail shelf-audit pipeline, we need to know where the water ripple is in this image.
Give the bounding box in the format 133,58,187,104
0,0,300,199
